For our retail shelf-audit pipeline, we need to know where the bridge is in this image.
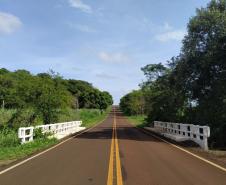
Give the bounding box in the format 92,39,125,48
0,107,226,185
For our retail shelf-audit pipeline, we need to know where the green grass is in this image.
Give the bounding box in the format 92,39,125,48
127,115,148,128
58,107,111,128
0,128,58,161
0,138,58,161
79,107,111,127
0,129,20,148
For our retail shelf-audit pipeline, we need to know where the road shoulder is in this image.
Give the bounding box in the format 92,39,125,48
128,115,226,170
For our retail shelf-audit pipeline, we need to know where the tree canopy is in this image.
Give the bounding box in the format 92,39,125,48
0,69,113,126
120,0,226,148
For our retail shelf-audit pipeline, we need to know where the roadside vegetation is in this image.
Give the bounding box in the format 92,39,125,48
0,129,57,161
0,108,111,162
0,69,113,162
126,115,147,128
79,107,112,128
120,0,226,149
0,69,113,128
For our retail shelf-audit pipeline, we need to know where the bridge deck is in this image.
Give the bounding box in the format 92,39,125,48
0,109,226,185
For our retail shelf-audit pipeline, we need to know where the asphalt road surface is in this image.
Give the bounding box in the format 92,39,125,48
0,107,226,185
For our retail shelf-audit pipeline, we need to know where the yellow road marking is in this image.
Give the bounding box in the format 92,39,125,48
107,119,115,185
107,108,124,185
114,113,124,185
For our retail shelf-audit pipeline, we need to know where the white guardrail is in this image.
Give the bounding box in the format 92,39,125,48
18,121,85,144
153,121,210,150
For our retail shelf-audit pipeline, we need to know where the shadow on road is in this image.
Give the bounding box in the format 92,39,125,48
73,111,163,143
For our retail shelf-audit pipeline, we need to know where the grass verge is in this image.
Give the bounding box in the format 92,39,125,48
126,115,147,128
0,138,58,161
80,107,111,128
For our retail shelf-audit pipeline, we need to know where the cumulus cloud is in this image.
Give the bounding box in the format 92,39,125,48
98,52,131,64
0,12,22,34
155,30,186,42
68,0,92,13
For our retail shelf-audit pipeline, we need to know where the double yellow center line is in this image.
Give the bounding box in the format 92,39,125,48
107,109,123,185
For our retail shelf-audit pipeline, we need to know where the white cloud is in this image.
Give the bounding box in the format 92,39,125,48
98,52,131,64
155,30,185,42
68,0,92,13
0,12,22,34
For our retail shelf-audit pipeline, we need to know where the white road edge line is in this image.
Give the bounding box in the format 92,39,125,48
0,121,102,175
142,129,226,173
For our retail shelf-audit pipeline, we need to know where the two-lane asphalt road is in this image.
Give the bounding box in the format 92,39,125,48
0,107,226,185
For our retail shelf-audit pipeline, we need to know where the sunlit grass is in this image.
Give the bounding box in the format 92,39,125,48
127,115,148,128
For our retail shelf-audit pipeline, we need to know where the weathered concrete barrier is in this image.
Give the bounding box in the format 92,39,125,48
18,121,85,144
145,121,210,150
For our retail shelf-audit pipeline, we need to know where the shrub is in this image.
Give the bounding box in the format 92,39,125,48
0,128,20,147
34,128,53,140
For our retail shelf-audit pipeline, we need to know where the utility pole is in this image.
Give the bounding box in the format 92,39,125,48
2,99,5,110
74,97,79,110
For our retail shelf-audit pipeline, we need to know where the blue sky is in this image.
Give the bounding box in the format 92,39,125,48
0,0,209,104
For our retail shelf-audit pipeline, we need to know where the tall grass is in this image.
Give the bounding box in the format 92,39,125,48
80,107,112,127
127,115,148,128
0,128,20,147
0,138,58,160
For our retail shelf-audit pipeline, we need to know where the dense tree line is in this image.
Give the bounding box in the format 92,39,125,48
0,68,113,127
120,0,226,148
120,90,145,115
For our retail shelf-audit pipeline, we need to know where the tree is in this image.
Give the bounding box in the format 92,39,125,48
120,0,226,148
65,79,113,110
0,68,113,127
98,91,113,112
120,90,145,115
33,75,71,124
141,63,167,83
140,63,186,123
172,0,226,147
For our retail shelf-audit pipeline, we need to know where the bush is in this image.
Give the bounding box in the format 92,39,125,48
0,128,20,147
7,108,38,128
34,128,53,140
57,108,80,122
0,109,16,127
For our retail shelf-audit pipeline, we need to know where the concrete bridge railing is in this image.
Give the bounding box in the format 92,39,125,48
153,121,210,150
18,121,85,144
